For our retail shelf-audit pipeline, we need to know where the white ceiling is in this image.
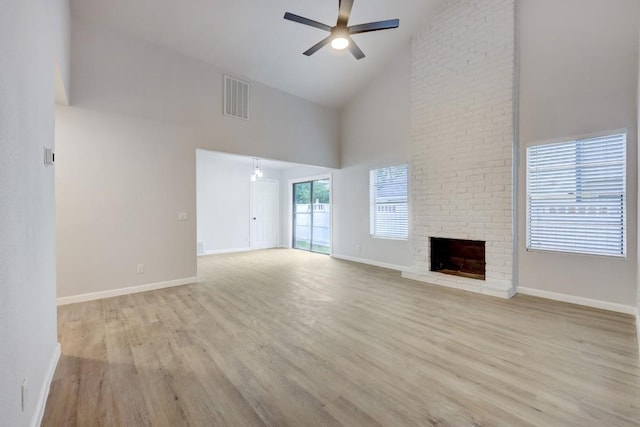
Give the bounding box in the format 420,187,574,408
70,0,443,107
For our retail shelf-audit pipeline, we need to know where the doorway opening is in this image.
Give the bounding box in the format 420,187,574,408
293,178,330,254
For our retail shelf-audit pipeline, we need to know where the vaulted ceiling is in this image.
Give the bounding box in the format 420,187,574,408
70,0,443,107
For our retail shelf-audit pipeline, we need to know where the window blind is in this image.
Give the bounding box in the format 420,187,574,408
526,133,626,257
370,164,408,239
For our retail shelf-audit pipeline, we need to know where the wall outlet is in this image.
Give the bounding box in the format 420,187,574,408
21,380,28,412
136,264,144,274
178,212,188,221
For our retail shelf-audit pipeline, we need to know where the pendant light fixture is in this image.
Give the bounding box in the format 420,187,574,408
250,157,264,181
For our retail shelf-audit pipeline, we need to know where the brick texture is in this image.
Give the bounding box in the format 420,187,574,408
409,0,515,290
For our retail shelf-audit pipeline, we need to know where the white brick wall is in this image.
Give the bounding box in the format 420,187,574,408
407,0,515,295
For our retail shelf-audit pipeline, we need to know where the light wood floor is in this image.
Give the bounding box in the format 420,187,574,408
43,249,640,426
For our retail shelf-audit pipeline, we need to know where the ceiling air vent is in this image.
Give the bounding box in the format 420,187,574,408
223,75,249,120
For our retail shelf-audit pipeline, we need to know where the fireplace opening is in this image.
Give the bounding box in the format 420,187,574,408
430,238,485,280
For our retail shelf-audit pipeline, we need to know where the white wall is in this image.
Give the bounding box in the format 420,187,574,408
56,107,198,298
0,0,68,425
196,150,282,254
332,46,413,269
71,19,340,168
637,18,640,337
55,17,341,299
518,0,640,307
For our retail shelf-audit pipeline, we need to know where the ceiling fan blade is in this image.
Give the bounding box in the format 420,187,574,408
337,0,354,27
303,36,333,56
348,19,399,35
284,12,332,32
347,36,365,60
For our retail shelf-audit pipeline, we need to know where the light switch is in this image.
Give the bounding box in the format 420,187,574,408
43,146,54,167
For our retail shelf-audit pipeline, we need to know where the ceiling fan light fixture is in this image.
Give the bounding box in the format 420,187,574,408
284,0,399,60
331,36,349,50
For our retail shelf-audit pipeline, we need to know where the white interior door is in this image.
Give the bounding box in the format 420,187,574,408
251,179,279,249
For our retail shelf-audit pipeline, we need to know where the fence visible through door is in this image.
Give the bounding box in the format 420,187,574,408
293,179,330,254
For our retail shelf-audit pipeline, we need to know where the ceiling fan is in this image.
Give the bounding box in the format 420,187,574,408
283,0,399,60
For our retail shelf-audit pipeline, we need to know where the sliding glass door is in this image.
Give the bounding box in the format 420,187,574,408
293,179,330,254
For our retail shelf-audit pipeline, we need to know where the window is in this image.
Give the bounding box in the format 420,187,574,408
370,164,408,239
526,133,626,257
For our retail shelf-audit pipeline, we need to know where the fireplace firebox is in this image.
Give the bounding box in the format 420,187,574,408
430,238,485,280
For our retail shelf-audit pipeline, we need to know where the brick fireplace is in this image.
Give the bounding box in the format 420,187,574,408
401,0,516,298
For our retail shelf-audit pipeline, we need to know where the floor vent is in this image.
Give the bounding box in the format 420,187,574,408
223,75,249,120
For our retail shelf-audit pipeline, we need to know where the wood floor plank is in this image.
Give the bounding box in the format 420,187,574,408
42,249,640,426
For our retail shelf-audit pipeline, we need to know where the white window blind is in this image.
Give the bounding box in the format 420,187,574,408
370,164,408,239
526,133,626,257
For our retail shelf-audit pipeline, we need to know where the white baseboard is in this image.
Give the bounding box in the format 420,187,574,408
331,253,407,272
402,270,515,299
57,276,199,306
518,287,636,315
31,342,61,427
200,247,252,256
